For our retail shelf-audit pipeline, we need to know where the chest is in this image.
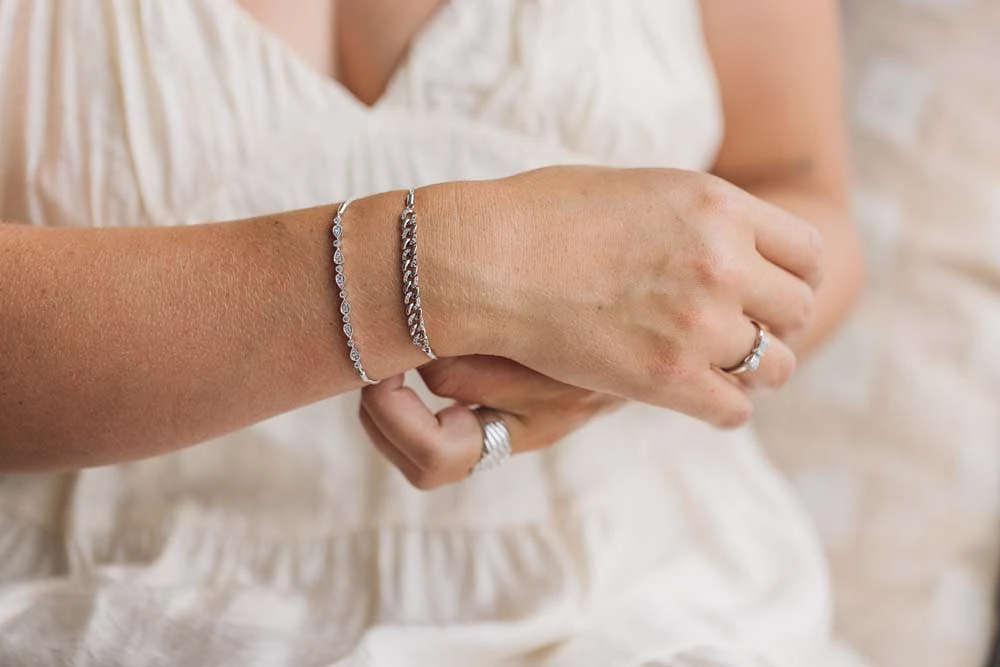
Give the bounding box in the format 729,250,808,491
237,0,446,106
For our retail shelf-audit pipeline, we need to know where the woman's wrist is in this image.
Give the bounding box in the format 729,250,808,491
417,180,512,359
336,190,428,379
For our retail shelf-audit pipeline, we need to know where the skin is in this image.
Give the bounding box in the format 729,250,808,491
0,193,447,470
360,0,865,489
0,1,858,477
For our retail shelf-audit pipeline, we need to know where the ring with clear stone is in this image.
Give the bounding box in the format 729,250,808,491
332,198,378,385
723,321,770,376
470,408,512,474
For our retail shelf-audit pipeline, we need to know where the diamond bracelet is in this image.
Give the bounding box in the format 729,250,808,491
332,199,378,385
400,188,437,360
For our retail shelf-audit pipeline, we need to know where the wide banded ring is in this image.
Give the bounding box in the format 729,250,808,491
470,408,513,474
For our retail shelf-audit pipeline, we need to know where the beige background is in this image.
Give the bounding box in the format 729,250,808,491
758,1,1000,665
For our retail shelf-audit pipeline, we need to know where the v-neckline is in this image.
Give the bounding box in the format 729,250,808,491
219,0,455,111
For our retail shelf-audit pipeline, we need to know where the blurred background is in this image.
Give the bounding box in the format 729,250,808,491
757,1,1000,666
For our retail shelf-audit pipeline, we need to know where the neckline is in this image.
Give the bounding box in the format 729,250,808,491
218,0,456,111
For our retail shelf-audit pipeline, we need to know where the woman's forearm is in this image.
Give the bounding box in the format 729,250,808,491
748,183,865,356
0,185,474,472
0,166,835,472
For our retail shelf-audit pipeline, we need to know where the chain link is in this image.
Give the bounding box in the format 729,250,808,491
400,189,437,360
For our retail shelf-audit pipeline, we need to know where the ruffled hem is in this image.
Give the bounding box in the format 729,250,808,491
70,502,591,626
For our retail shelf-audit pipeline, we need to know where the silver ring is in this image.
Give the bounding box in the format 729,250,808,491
723,321,770,375
470,408,512,474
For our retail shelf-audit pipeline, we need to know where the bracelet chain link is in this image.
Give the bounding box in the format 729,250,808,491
400,188,437,360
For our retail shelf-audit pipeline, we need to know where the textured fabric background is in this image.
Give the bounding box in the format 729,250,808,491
757,1,1000,666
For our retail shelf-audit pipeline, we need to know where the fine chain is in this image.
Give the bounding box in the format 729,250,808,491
332,199,378,384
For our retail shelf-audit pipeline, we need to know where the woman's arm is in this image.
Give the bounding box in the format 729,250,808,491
1,164,822,473
355,6,863,490
0,189,464,471
701,0,865,355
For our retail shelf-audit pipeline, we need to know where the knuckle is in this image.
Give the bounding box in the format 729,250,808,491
691,248,736,289
674,303,709,334
694,175,736,217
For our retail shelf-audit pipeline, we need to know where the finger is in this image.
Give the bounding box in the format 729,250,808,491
359,405,424,485
741,259,815,338
362,374,446,456
660,370,754,430
361,377,482,486
715,319,766,373
741,333,796,390
720,330,796,391
420,357,604,452
636,353,752,428
419,355,569,408
751,199,824,289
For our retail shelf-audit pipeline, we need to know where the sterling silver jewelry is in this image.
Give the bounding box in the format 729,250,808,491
332,199,377,385
400,189,437,360
470,408,512,474
723,321,770,375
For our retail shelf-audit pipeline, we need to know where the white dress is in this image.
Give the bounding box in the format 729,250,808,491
0,1,862,665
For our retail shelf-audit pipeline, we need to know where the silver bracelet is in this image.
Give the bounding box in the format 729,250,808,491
332,199,378,385
400,188,437,360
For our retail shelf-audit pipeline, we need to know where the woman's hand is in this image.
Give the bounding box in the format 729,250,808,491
424,166,823,428
360,356,621,490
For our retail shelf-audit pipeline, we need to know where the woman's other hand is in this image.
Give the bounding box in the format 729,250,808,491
360,356,621,490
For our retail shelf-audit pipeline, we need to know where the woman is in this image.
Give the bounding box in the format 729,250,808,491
0,0,865,665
